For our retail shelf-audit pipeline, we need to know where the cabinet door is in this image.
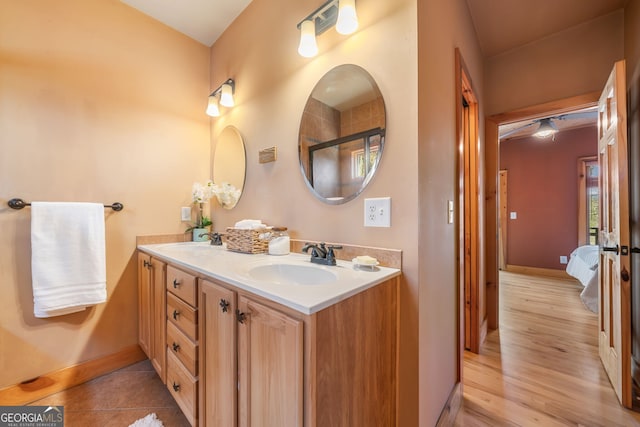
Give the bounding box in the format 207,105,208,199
137,252,152,357
238,296,303,427
151,257,167,383
200,279,237,427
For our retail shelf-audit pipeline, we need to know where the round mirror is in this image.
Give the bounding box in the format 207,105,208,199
299,64,386,204
213,126,246,209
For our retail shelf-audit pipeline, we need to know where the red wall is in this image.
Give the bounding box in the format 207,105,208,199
500,125,597,270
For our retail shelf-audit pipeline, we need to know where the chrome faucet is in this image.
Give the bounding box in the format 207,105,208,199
302,242,343,266
199,232,223,246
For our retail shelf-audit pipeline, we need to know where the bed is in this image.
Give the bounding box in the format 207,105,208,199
565,245,599,312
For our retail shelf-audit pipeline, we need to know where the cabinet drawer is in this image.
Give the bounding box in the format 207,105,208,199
167,265,197,306
167,292,198,341
167,321,198,376
167,350,198,426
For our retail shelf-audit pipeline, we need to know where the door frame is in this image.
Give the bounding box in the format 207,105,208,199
484,92,600,330
456,49,481,355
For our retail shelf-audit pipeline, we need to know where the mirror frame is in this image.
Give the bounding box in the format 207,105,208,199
298,64,386,205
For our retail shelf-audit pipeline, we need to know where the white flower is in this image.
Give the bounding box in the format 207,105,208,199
192,180,217,204
192,180,239,208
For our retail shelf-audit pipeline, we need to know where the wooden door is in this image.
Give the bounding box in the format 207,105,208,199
151,258,167,383
457,49,481,353
138,252,152,357
498,170,508,270
237,296,303,427
598,60,631,407
199,279,237,427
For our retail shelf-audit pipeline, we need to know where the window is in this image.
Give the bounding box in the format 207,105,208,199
578,157,599,246
351,145,379,179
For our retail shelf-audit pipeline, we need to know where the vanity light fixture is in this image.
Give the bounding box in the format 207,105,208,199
297,0,358,58
298,20,319,58
336,0,358,35
206,78,235,117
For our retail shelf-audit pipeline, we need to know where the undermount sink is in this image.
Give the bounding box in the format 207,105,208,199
245,262,338,286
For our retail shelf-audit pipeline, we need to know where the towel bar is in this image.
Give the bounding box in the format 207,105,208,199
8,198,124,211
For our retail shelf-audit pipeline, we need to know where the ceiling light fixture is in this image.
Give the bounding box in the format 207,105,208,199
533,118,558,139
206,78,235,117
296,0,358,58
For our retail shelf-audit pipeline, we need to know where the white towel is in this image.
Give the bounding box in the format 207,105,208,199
233,219,266,230
31,202,107,318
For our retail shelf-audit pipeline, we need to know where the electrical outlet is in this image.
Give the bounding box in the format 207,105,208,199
364,197,391,227
560,255,568,264
181,206,191,221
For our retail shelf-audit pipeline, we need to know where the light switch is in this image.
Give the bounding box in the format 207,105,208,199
510,212,517,220
447,200,454,224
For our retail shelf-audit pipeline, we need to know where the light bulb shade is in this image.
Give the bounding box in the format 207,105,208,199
219,83,234,107
298,20,318,58
336,0,358,35
533,118,558,138
206,95,220,117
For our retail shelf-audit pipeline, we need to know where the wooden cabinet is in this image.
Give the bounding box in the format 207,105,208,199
199,279,303,427
139,250,398,427
137,252,167,383
237,296,303,427
199,279,237,427
166,265,199,426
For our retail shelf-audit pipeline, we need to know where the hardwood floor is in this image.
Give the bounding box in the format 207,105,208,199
455,271,640,426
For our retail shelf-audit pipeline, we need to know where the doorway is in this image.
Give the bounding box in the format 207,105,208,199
484,92,601,329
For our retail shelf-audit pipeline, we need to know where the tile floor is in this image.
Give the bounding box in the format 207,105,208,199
29,359,190,427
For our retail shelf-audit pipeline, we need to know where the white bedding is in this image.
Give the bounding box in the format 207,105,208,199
566,245,599,312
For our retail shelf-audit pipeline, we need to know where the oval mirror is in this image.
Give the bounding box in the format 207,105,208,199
213,126,246,209
299,64,386,204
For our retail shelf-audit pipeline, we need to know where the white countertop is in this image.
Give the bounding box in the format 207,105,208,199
137,242,401,315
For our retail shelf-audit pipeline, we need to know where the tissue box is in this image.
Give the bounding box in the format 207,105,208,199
225,227,269,254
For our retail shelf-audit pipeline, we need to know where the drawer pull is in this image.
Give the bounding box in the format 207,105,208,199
236,310,247,324
173,278,181,288
172,310,180,320
172,382,180,392
220,299,230,313
172,342,180,352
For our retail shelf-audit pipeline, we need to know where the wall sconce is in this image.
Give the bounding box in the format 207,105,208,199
297,0,358,58
206,78,235,117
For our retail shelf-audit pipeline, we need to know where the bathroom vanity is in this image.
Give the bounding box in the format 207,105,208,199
137,241,401,427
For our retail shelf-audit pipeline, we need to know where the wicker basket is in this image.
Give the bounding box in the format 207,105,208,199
225,227,270,254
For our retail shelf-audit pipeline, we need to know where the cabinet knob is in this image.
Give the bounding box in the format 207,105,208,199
172,310,180,320
236,309,247,324
219,299,230,313
172,342,180,352
172,382,180,392
172,279,180,288
143,260,151,268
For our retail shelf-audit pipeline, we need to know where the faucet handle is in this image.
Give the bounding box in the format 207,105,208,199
326,245,342,261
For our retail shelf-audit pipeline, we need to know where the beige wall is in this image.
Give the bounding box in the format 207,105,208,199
0,1,210,388
485,11,625,116
417,0,484,425
209,0,421,423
